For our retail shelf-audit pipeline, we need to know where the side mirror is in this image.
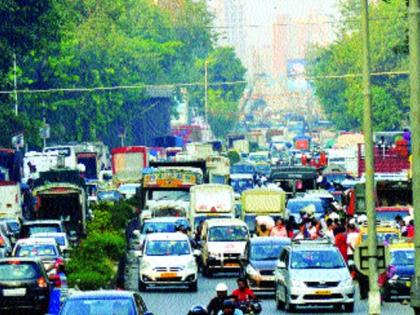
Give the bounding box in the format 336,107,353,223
277,261,286,269
193,249,201,257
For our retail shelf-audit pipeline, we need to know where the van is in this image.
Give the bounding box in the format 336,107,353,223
201,218,249,277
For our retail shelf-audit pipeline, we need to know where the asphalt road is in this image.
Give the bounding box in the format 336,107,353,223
124,250,414,315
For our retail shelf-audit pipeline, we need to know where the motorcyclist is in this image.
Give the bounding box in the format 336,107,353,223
188,305,208,315
217,300,244,315
231,278,256,303
207,283,230,315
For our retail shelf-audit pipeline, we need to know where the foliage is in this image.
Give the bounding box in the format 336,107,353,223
0,0,245,148
307,0,409,131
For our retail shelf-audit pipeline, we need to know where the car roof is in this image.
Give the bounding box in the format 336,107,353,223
16,238,58,245
146,232,189,241
67,290,135,300
22,220,62,226
144,217,188,223
288,239,336,251
205,218,247,227
249,237,291,245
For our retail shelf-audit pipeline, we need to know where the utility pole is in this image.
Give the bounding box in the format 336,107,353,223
13,53,18,116
409,0,420,313
204,59,209,125
361,1,381,314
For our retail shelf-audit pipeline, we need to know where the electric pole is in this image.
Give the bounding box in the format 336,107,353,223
409,0,420,312
204,59,209,125
361,0,381,314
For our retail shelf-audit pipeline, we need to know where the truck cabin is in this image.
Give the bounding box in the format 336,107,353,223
270,167,317,198
76,152,98,179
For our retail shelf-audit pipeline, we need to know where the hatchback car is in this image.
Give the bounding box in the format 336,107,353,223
59,290,153,315
275,239,355,312
139,233,198,292
241,237,291,292
0,257,52,314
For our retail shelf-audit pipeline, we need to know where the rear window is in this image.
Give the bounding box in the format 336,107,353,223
27,225,61,235
16,244,58,257
61,298,135,315
0,262,41,280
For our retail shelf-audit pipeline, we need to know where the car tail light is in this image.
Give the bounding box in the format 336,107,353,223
37,277,48,288
54,258,64,269
0,236,4,246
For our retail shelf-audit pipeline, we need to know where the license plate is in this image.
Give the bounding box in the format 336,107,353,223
160,272,177,278
263,276,275,281
224,263,239,267
315,290,331,295
407,281,411,288
3,288,26,297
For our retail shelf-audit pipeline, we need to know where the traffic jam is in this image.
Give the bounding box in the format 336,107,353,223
0,127,414,315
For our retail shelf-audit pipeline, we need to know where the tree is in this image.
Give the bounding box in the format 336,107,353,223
307,0,409,131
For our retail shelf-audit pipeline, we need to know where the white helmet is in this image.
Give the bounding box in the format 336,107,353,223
216,283,228,292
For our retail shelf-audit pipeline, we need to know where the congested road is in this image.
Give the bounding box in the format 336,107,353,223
124,250,414,315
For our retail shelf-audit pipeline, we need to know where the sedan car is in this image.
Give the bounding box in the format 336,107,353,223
59,290,153,315
0,257,52,315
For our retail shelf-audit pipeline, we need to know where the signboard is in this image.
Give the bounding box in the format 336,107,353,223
354,242,387,276
39,124,50,139
143,171,198,188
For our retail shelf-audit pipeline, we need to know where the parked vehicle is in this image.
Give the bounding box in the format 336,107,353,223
201,218,249,277
275,239,355,312
241,237,291,292
59,290,153,315
0,257,52,315
138,233,198,292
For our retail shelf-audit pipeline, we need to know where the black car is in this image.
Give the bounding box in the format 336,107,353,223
0,257,52,314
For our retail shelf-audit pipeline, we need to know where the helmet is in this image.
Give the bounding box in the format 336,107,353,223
216,283,228,292
188,305,208,315
251,301,262,314
222,300,235,310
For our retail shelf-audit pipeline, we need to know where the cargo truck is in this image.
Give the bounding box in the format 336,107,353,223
111,146,148,184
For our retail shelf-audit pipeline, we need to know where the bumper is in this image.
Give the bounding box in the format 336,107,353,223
248,276,276,292
140,269,197,286
207,256,241,272
386,280,412,299
0,292,49,310
288,286,355,305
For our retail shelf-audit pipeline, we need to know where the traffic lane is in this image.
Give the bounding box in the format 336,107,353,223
124,254,413,315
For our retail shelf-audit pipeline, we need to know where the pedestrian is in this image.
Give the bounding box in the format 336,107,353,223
270,218,288,238
293,222,310,240
346,224,359,262
334,225,348,262
325,218,336,242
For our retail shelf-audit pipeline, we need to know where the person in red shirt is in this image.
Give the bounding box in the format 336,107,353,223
231,278,256,302
334,225,348,262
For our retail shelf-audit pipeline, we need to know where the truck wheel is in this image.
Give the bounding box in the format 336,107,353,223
188,281,198,292
344,302,354,313
138,280,147,292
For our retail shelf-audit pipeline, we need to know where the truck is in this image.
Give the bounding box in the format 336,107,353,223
151,135,184,148
186,143,214,160
0,181,22,219
327,148,358,177
241,188,286,233
141,166,203,218
33,169,87,241
270,166,318,198
111,146,148,184
23,151,60,182
206,156,230,185
293,134,311,151
189,184,235,232
232,139,250,155
76,152,99,180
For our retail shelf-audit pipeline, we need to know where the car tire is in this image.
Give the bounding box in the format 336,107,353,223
344,302,354,313
138,280,147,292
275,284,285,311
189,280,198,292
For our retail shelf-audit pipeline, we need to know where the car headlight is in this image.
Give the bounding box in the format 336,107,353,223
246,265,261,278
291,279,305,288
140,260,152,270
388,274,399,283
339,278,353,287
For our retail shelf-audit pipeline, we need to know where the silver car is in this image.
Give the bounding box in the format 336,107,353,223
274,240,355,312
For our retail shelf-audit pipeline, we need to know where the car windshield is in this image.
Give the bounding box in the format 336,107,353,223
28,225,61,235
287,200,324,214
0,262,41,280
151,190,190,202
61,298,136,315
291,249,345,269
390,249,415,266
376,211,410,222
208,226,248,242
250,243,287,261
145,240,191,256
16,244,58,257
141,221,188,234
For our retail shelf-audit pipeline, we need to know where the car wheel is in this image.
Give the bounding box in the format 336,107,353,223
275,284,285,310
344,302,354,313
138,280,147,292
188,280,198,292
284,290,296,313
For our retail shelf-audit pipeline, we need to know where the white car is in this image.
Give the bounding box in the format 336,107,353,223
138,233,198,292
30,232,70,253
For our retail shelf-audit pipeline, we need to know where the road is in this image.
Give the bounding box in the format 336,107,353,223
124,250,414,315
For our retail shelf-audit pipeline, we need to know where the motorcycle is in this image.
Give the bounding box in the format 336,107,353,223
235,300,262,315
